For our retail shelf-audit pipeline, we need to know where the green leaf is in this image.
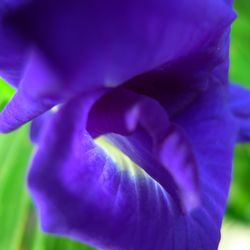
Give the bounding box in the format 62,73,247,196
0,126,32,250
226,144,250,224
230,0,250,87
225,0,250,224
0,78,15,111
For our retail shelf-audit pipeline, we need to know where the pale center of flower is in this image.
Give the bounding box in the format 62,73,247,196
95,136,146,177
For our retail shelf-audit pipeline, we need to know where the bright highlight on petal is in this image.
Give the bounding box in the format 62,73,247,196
95,136,145,177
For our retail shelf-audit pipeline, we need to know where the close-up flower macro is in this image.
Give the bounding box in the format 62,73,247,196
1,0,250,250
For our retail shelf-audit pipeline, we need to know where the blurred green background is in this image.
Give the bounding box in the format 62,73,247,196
1,1,250,249
219,1,250,249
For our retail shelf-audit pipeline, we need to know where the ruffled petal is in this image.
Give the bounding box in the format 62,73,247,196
230,84,250,142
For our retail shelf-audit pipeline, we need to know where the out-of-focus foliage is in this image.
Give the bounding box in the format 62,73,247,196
0,126,32,250
0,78,15,111
226,0,250,224
227,146,250,223
230,0,250,87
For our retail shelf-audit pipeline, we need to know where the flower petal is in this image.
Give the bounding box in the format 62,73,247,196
0,52,61,133
28,93,176,250
230,84,250,142
0,90,55,133
101,80,236,248
0,0,235,132
5,0,235,92
87,89,200,213
0,5,29,87
30,111,52,143
29,80,236,250
141,72,237,224
170,81,236,229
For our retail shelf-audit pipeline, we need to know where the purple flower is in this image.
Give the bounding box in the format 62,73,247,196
0,1,249,249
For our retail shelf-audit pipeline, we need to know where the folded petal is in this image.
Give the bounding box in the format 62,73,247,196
126,72,236,225
110,80,236,248
5,0,235,93
0,0,235,133
30,110,52,143
124,37,231,116
0,88,57,133
0,52,61,132
170,81,236,229
29,79,236,249
28,94,176,250
87,89,200,213
230,84,250,142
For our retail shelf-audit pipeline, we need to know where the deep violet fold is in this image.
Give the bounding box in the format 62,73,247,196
0,1,250,250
